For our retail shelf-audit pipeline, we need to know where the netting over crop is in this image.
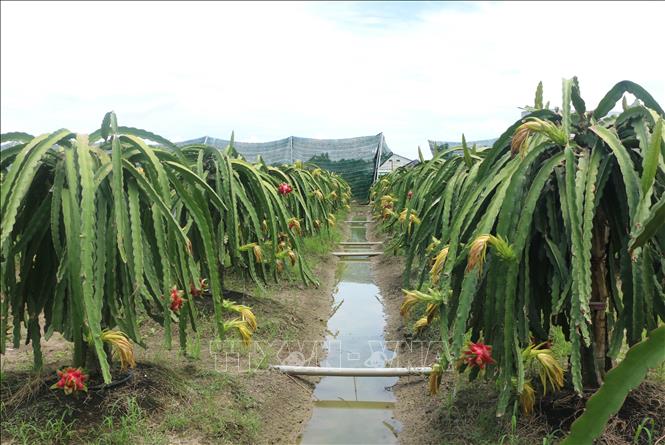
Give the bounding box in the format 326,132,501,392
179,134,392,199
428,138,497,156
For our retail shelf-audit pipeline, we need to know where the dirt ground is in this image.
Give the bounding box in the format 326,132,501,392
367,221,448,445
3,213,663,445
235,252,339,445
368,220,665,445
0,237,341,444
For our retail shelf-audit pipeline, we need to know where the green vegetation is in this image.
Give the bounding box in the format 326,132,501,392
302,211,346,256
563,326,665,444
0,240,341,445
372,78,665,424
1,368,263,445
3,412,76,444
2,77,663,444
0,113,350,381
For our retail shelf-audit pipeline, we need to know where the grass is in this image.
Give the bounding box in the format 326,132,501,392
401,315,664,444
431,375,572,445
1,366,262,445
158,370,260,444
3,412,76,444
435,378,526,445
2,396,167,445
431,367,665,445
0,210,348,444
302,227,343,256
302,209,347,256
92,397,167,445
220,209,346,292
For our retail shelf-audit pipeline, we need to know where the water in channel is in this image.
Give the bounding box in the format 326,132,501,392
298,215,402,444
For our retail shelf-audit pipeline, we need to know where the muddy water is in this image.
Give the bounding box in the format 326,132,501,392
298,218,402,444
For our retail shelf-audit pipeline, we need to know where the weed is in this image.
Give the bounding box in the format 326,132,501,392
3,412,75,444
541,429,563,445
302,210,345,257
498,405,520,445
91,396,167,445
187,331,202,359
159,372,259,444
633,417,655,445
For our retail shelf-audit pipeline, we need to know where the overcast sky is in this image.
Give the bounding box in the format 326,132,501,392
2,1,664,159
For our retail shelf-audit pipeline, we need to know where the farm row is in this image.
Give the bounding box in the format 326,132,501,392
371,79,665,443
1,114,351,385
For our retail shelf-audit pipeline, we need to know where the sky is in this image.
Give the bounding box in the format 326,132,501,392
2,1,664,159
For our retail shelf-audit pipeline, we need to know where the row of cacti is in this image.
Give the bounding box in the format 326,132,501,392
0,112,351,384
371,78,665,416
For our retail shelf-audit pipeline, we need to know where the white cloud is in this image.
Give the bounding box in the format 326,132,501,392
2,1,663,159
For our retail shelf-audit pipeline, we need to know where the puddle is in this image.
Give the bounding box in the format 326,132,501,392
350,226,368,242
298,215,402,444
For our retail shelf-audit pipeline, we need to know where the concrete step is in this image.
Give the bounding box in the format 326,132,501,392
338,241,382,246
332,251,382,257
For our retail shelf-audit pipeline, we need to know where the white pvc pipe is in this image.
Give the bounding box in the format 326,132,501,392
270,365,433,376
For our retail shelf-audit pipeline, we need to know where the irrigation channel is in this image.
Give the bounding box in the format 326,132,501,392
297,208,402,444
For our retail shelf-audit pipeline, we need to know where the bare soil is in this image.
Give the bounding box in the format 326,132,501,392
4,213,663,445
228,253,339,445
368,220,665,445
368,221,449,445
0,245,340,444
